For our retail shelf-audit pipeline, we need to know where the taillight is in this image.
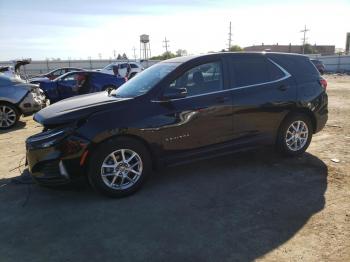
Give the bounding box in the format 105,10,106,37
319,78,327,90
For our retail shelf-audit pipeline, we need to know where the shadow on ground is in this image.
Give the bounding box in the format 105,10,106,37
0,149,327,262
0,120,27,134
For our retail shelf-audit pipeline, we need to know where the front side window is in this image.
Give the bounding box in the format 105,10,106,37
167,61,223,97
111,62,179,98
52,69,63,76
104,64,114,70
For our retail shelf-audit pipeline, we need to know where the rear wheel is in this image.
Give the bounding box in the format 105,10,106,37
129,72,137,79
102,85,116,92
0,102,20,130
88,137,152,197
277,114,313,156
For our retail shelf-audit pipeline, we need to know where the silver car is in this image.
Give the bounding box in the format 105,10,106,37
0,75,48,129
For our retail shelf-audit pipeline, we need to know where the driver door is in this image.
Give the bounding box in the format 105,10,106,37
160,60,233,152
56,73,79,99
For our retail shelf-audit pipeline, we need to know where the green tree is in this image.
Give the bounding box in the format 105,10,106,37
303,44,314,54
117,54,122,60
122,53,128,60
150,51,177,60
228,45,243,52
176,49,188,56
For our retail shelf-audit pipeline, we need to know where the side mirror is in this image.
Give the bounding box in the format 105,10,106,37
162,88,187,100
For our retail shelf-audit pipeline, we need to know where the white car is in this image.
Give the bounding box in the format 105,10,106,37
100,62,143,79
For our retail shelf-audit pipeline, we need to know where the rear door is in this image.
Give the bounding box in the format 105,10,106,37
229,54,296,144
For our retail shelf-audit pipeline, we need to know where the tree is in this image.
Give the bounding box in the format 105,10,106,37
122,53,128,60
176,49,188,57
303,44,314,54
228,45,243,52
117,54,122,60
150,51,177,60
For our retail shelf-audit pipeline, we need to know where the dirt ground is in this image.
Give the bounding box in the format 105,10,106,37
0,75,349,262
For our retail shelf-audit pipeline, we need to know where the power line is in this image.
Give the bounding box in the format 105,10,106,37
132,46,137,60
300,25,310,54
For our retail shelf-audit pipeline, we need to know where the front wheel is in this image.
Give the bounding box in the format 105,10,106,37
276,114,313,156
88,137,152,198
0,103,20,130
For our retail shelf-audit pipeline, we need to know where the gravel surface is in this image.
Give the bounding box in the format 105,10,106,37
0,75,349,262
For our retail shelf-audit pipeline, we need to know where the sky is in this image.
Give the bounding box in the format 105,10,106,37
0,0,349,61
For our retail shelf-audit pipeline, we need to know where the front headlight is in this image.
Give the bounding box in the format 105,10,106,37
26,127,74,149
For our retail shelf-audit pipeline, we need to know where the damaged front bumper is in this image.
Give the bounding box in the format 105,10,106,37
26,127,90,186
19,88,49,116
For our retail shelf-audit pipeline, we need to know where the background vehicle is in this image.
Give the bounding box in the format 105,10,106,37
100,62,143,78
38,71,126,103
0,59,31,79
26,52,328,197
30,67,84,83
310,59,326,74
0,75,47,129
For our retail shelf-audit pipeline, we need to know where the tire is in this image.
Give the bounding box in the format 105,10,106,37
276,113,313,156
129,72,137,79
0,102,20,130
87,137,152,198
102,85,116,92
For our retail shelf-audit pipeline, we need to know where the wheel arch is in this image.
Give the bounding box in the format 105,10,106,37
0,100,22,114
85,133,158,172
278,108,317,135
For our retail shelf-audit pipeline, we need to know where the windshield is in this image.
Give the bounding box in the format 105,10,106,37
111,62,179,98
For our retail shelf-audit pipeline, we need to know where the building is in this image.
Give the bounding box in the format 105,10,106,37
243,44,335,55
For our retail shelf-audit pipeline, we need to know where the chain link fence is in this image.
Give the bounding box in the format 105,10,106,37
0,59,160,78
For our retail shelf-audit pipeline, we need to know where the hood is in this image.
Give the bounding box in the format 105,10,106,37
16,83,40,91
29,76,50,83
34,92,132,127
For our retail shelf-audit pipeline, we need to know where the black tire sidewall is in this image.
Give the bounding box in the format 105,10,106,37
277,114,313,156
0,102,20,130
88,137,151,198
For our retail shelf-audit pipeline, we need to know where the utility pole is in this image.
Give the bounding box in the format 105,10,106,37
300,25,310,54
113,50,116,59
163,37,170,54
132,46,137,61
228,21,232,51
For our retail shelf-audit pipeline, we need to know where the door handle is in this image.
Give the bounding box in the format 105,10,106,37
278,85,289,91
215,96,230,103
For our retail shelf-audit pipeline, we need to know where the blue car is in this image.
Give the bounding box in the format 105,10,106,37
39,71,126,103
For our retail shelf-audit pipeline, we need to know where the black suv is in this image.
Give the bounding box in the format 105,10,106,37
26,52,328,197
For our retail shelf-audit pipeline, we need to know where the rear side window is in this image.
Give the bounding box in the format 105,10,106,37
267,54,320,83
232,57,270,87
267,60,285,80
130,63,139,68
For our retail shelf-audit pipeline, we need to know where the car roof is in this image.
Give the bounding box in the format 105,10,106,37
161,52,309,64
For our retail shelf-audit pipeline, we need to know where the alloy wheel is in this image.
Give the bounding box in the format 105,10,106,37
100,149,143,190
285,120,309,151
0,105,17,128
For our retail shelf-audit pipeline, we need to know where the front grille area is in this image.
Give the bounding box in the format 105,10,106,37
32,161,69,186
